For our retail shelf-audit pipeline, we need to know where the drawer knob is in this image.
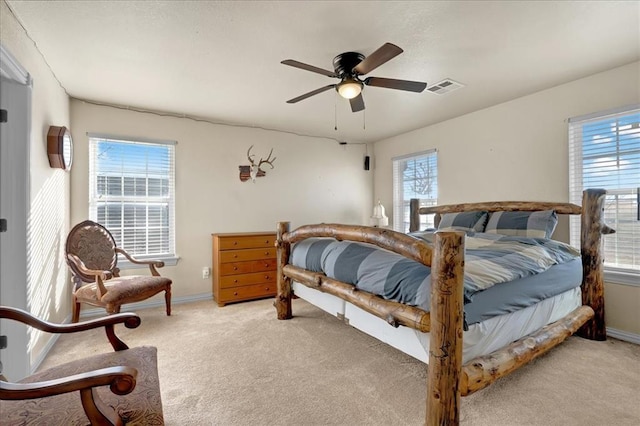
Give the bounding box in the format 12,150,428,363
264,263,269,267
264,251,269,255
234,255,238,258
233,266,238,270
233,241,238,245
234,292,238,296
265,287,269,291
265,275,270,279
234,279,238,283
265,240,269,243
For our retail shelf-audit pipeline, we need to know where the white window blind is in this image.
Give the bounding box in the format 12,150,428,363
393,150,438,233
89,135,176,261
568,106,640,283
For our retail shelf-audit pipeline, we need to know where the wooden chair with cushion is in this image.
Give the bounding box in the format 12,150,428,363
66,220,172,322
0,306,164,425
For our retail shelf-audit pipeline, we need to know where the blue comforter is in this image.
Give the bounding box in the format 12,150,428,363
289,231,580,312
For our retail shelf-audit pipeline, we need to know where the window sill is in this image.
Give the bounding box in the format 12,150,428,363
117,255,180,271
604,269,639,287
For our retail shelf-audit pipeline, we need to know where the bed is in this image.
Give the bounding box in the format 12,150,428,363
274,189,613,425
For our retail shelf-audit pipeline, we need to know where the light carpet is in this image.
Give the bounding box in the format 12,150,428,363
38,298,640,425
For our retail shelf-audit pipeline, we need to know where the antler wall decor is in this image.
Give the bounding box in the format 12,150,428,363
239,145,276,182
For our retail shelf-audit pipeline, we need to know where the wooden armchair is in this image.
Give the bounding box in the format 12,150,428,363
66,220,172,322
0,306,164,425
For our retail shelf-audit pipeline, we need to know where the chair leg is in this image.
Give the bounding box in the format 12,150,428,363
105,304,120,315
165,285,172,316
72,297,81,323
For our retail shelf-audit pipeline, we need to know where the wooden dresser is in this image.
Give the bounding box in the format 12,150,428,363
212,232,277,307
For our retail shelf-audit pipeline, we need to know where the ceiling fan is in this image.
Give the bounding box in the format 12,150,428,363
281,42,427,113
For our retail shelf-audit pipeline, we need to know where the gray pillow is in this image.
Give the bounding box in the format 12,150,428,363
484,210,558,238
437,211,489,232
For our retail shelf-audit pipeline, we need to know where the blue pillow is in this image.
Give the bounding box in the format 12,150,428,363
437,211,489,232
484,210,558,238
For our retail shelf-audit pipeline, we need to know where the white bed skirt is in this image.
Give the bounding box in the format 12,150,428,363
291,282,582,364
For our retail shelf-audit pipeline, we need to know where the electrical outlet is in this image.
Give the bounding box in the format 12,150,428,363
202,267,210,279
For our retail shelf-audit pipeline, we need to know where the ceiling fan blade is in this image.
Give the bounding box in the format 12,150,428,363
364,77,427,93
281,60,337,78
349,93,365,112
353,43,403,75
286,84,336,104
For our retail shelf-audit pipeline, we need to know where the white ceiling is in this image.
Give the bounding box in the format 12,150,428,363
5,1,639,143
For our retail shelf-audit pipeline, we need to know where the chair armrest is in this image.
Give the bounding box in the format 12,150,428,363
67,254,112,298
115,248,164,276
0,366,137,400
0,307,140,351
1,366,137,425
0,307,140,333
67,253,113,280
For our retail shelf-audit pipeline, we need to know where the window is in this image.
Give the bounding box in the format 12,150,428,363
89,134,177,266
393,150,438,233
568,106,639,285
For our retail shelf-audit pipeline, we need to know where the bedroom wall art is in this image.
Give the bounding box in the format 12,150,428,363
239,145,276,182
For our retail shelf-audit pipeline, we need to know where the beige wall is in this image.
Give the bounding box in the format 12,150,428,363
1,0,71,368
70,100,372,301
605,283,640,335
373,61,640,334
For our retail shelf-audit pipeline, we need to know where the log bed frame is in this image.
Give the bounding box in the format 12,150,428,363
274,188,613,425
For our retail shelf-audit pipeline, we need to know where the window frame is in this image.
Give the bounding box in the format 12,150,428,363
392,149,438,233
568,105,639,286
88,133,178,269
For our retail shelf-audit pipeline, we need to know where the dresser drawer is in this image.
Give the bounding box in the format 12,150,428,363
220,247,276,263
220,259,277,276
218,235,275,250
219,271,276,288
219,282,276,303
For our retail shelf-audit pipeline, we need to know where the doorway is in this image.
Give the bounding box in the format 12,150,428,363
0,44,31,380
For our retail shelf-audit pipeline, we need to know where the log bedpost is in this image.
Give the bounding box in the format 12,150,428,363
274,221,292,320
433,213,442,229
410,198,420,232
426,231,465,426
577,188,614,341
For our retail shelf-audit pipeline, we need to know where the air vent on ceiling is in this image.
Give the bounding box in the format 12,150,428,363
426,79,464,95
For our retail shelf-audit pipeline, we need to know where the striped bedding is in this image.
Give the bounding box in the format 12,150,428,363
289,231,580,313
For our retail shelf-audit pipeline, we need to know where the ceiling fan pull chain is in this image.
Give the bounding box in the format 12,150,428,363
363,109,366,130
334,93,338,131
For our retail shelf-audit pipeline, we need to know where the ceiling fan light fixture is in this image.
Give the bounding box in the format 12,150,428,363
282,43,427,111
337,79,363,99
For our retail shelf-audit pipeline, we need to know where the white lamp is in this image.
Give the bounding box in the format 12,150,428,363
370,200,389,227
337,79,363,99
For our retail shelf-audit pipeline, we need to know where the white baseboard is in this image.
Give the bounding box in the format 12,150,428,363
30,332,62,374
79,292,213,319
606,327,640,345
